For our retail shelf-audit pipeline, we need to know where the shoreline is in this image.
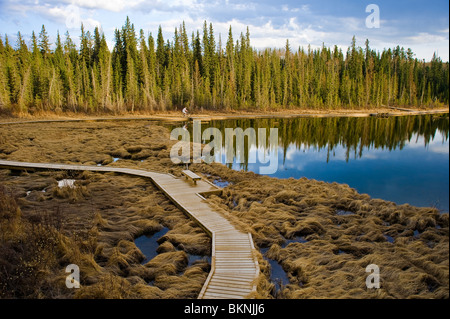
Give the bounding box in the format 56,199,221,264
1,107,448,125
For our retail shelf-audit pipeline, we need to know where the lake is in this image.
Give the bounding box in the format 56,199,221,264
188,114,449,213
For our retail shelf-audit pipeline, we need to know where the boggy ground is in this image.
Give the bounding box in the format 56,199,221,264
0,119,448,299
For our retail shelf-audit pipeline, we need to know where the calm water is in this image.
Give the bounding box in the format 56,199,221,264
134,227,169,264
189,114,449,213
134,227,211,267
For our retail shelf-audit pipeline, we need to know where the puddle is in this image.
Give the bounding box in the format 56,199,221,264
204,173,232,188
113,157,120,163
336,210,355,216
260,247,290,296
282,236,308,248
212,179,231,188
57,179,76,188
135,227,169,264
384,234,395,243
188,254,211,266
135,228,211,267
267,258,290,293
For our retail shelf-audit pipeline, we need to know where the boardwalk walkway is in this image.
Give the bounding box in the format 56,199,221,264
0,160,259,299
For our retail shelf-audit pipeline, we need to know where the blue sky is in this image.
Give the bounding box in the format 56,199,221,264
0,0,448,61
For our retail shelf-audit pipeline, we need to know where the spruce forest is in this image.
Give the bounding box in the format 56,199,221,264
0,17,448,114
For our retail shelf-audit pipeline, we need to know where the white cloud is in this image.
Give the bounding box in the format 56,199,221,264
31,3,101,30
206,17,336,51
62,0,145,12
406,133,449,155
83,17,101,29
407,32,448,45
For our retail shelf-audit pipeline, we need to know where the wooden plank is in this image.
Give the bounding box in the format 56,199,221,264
202,291,246,299
206,285,252,294
208,280,253,289
211,276,255,283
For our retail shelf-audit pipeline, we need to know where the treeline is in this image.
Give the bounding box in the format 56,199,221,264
0,17,448,114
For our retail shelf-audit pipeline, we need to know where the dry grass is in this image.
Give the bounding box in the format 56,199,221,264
0,184,92,298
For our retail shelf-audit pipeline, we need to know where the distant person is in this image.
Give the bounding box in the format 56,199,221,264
182,107,189,117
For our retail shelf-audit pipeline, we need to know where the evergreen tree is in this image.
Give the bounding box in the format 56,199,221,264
156,25,167,87
38,25,51,58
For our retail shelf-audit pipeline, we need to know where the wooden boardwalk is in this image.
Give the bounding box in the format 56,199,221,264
0,160,259,299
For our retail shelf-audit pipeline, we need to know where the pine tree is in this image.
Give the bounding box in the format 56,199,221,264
4,35,21,106
80,24,92,67
92,26,102,65
98,33,112,111
156,25,167,87
0,36,10,108
138,29,154,110
48,66,63,110
193,30,203,78
38,25,51,58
